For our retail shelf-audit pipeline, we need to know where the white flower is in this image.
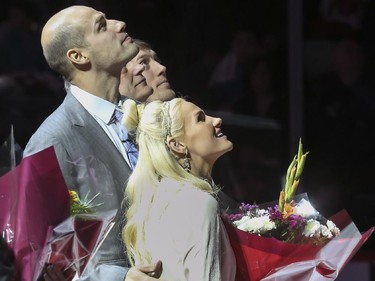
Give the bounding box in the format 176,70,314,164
326,220,340,236
320,225,333,238
234,215,276,234
303,219,321,237
257,209,269,216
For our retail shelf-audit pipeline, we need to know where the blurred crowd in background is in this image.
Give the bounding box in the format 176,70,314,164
1,0,375,249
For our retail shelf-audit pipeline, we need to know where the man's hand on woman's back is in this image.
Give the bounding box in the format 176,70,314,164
125,260,165,281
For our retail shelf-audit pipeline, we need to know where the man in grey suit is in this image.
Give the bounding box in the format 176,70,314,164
23,5,162,281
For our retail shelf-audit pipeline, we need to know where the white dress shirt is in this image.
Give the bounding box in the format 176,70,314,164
68,83,132,168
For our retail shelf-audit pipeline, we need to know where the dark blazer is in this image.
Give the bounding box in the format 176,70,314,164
24,91,132,271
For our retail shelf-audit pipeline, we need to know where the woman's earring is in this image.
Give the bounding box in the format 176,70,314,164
182,150,191,172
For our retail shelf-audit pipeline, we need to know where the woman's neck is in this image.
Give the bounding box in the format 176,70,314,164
190,161,212,181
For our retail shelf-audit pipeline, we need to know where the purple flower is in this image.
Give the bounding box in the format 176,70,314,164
240,202,258,213
288,214,306,229
268,205,283,221
223,213,244,221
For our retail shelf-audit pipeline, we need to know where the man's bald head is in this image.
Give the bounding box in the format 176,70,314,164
41,6,91,79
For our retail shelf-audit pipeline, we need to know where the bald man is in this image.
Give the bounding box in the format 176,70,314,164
23,6,162,281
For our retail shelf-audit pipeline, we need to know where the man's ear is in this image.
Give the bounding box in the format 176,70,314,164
67,48,90,65
166,136,186,155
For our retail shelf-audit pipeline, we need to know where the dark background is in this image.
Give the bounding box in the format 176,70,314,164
1,0,375,263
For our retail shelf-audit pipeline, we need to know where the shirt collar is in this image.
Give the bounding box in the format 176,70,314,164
69,84,119,124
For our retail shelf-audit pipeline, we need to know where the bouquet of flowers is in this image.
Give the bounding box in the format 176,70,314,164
222,139,374,281
228,195,340,247
0,141,70,281
33,190,116,281
0,132,116,281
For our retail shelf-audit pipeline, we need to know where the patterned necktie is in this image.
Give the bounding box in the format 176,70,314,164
112,108,139,170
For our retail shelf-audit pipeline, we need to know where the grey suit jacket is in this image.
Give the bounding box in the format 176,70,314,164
24,92,132,274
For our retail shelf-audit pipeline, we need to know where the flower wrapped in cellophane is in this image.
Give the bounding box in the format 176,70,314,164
0,134,116,281
0,134,70,281
227,194,340,246
221,139,374,281
33,192,116,281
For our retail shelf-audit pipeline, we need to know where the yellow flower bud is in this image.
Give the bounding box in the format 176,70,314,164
69,190,80,204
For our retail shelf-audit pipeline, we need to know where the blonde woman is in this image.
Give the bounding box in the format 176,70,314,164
122,98,236,280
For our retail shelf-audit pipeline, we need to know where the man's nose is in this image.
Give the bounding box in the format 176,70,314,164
109,19,126,32
156,62,167,76
213,117,222,127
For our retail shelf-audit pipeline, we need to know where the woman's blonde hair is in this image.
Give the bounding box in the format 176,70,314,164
121,98,214,265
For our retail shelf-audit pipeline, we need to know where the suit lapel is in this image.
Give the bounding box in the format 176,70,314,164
63,92,132,192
